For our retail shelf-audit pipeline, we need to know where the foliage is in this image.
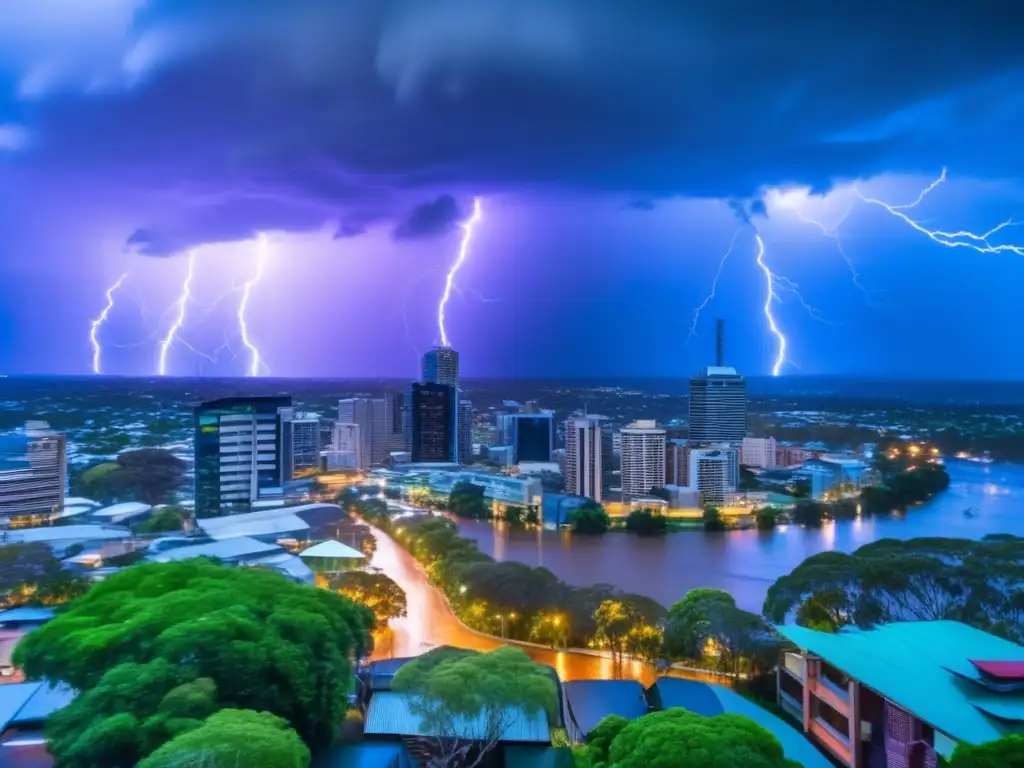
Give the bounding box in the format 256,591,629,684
326,570,407,628
15,560,374,767
392,647,558,768
702,506,725,532
569,501,611,535
755,506,780,530
0,542,91,608
586,715,630,767
860,462,950,513
792,500,826,527
948,734,1024,768
605,709,800,768
764,536,1024,642
624,623,664,664
79,449,187,504
739,466,762,491
593,600,649,666
625,508,667,536
664,589,778,676
136,506,190,534
137,709,310,768
789,478,811,498
795,589,850,632
448,481,491,520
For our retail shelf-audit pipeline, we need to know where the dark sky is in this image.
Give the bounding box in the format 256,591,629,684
3,1,1024,379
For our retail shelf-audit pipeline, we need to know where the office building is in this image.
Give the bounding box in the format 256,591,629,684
688,445,739,505
331,422,364,470
422,346,460,388
564,415,605,502
194,396,291,517
741,436,777,469
688,366,747,444
496,411,555,464
338,398,375,469
374,391,406,464
666,439,690,487
407,383,458,463
0,421,66,523
619,420,667,500
278,408,322,478
458,399,474,464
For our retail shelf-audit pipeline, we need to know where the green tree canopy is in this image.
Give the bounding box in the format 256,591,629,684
703,507,725,531
326,570,407,628
605,709,800,768
392,646,558,768
448,481,490,520
136,505,190,534
625,508,667,536
763,536,1024,642
138,709,310,768
0,541,91,608
15,559,374,767
570,502,611,535
948,734,1024,768
79,449,187,504
586,714,629,767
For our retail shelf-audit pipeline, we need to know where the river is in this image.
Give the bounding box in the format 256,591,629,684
457,459,1024,613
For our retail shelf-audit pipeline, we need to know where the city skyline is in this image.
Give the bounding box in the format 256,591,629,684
3,3,1024,378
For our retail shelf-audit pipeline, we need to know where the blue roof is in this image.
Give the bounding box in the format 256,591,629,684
653,678,831,768
563,680,648,738
0,682,72,733
365,692,550,743
0,607,56,626
313,744,414,768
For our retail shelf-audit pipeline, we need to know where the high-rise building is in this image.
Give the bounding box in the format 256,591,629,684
328,422,364,469
194,396,291,517
338,398,375,469
278,408,322,477
407,382,458,463
666,439,690,486
688,366,747,445
0,421,66,522
422,347,460,388
741,436,777,469
564,415,605,502
458,399,474,464
496,411,555,464
619,420,667,499
375,391,406,464
687,446,740,505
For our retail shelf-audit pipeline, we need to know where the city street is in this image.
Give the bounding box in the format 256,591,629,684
364,519,718,686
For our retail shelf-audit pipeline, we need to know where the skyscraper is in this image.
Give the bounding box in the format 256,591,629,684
194,396,291,517
666,439,690,486
372,391,405,465
496,411,555,464
687,446,740,505
338,398,375,469
688,366,747,444
458,399,474,464
278,408,322,477
408,382,458,463
564,415,604,502
619,420,667,499
422,346,460,388
0,421,66,522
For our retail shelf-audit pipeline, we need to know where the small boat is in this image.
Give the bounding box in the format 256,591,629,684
963,508,979,519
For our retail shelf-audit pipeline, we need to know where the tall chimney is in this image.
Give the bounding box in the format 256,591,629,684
716,319,724,367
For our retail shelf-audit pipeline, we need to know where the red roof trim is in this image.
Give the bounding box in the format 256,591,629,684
970,660,1024,680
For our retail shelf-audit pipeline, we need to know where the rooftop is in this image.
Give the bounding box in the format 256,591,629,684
300,540,364,560
365,691,550,743
0,607,56,626
149,536,282,563
90,502,151,520
775,621,1024,746
2,525,131,545
0,682,73,733
562,680,648,740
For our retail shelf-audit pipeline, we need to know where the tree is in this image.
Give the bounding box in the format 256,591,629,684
586,715,629,767
448,481,490,520
948,734,1024,768
792,500,826,527
625,508,667,536
80,449,187,505
795,589,850,632
789,478,811,498
392,647,557,768
138,709,310,768
605,709,800,768
739,466,762,491
15,560,374,767
569,502,611,535
625,623,664,664
327,570,407,629
136,506,189,534
0,542,90,608
702,506,725,532
755,507,779,531
593,600,642,668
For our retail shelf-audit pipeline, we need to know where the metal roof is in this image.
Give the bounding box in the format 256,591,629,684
150,536,281,563
0,607,56,626
0,683,72,733
90,502,151,519
562,680,648,738
3,525,131,544
300,540,364,559
365,692,550,743
204,514,310,540
775,621,1024,747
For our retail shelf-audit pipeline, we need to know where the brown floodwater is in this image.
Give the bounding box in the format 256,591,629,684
457,460,1024,612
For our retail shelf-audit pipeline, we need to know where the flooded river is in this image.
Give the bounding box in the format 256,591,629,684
457,460,1024,612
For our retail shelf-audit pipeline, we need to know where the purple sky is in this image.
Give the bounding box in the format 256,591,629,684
3,2,1024,379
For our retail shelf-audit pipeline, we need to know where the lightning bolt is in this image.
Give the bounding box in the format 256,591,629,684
854,169,1024,257
792,204,874,297
754,233,787,377
89,273,128,374
688,228,743,342
157,252,197,375
438,197,483,348
238,233,269,377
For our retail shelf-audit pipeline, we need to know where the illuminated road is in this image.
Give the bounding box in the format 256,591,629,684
363,519,721,686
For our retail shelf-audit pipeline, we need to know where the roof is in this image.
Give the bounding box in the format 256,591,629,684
504,746,575,768
0,608,56,626
652,678,831,768
300,540,364,559
365,692,550,743
90,502,151,520
3,526,131,544
0,683,72,733
150,536,281,563
312,743,414,768
775,621,1024,746
63,497,99,509
971,660,1024,680
197,503,339,536
252,553,315,583
203,514,310,540
562,680,648,737
702,366,740,377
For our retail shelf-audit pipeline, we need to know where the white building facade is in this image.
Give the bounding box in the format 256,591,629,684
619,420,667,500
564,416,604,502
741,436,778,469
